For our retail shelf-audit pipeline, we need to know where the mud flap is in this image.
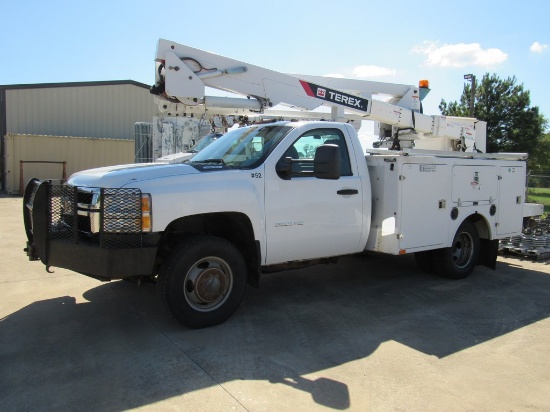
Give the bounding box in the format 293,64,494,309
478,239,499,270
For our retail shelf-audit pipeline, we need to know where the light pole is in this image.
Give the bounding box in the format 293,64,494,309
464,74,476,117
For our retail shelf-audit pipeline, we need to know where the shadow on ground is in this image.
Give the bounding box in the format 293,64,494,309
2,253,549,410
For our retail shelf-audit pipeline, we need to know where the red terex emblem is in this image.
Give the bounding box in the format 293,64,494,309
317,88,326,98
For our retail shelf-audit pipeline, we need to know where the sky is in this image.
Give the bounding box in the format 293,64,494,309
2,0,549,141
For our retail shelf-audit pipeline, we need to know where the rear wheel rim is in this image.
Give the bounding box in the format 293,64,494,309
452,232,474,269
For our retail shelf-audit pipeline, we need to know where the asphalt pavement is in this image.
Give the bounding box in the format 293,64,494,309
1,194,549,411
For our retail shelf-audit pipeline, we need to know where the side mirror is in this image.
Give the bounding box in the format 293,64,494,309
276,157,293,174
314,144,341,180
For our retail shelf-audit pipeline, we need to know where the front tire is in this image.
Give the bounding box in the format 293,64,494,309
158,235,247,328
433,220,480,279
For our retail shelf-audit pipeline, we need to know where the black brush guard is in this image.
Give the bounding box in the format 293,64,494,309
23,179,158,280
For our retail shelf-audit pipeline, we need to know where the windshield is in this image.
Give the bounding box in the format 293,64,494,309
189,133,222,153
190,124,292,169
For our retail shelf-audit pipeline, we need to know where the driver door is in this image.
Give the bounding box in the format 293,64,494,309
264,127,363,265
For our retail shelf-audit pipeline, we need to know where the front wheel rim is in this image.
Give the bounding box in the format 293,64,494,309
452,232,474,269
183,256,233,312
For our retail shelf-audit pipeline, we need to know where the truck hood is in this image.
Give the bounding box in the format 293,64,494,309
67,163,201,188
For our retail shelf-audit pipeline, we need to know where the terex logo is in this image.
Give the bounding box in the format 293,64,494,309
299,79,369,113
327,91,362,108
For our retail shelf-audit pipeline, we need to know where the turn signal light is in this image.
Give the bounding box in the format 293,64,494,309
141,194,152,232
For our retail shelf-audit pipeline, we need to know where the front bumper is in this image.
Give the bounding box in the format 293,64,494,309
23,179,159,280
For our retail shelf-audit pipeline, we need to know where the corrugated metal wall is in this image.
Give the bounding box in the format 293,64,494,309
4,83,157,140
5,133,134,194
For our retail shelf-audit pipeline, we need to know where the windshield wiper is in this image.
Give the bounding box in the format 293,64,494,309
198,158,226,165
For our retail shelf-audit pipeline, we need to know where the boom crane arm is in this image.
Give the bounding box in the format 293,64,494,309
151,39,482,152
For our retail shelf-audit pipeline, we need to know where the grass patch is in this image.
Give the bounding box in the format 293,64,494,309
527,187,550,213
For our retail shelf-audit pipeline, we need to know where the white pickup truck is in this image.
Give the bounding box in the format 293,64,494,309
23,119,531,328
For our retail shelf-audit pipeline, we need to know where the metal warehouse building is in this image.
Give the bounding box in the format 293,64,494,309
0,80,158,193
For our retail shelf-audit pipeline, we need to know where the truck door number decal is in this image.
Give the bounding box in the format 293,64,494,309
251,172,262,179
275,221,304,227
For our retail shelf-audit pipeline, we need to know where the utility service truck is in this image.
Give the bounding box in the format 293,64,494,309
23,39,542,328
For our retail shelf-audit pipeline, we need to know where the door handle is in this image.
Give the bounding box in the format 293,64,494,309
337,189,358,195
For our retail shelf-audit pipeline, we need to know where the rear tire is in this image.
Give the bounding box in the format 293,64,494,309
433,220,479,279
158,235,247,328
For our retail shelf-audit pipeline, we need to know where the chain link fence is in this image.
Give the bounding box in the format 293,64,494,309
527,173,550,215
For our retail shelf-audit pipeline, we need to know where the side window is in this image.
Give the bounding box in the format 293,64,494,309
279,128,352,176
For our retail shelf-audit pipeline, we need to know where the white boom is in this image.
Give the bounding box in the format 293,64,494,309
151,39,485,152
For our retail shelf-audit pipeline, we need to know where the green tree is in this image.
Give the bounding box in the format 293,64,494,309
528,132,550,172
439,73,548,169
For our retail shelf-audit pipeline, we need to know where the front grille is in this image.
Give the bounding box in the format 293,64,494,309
43,183,144,249
48,185,76,242
100,188,142,248
78,214,91,233
77,190,94,206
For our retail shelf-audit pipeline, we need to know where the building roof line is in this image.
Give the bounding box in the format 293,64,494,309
0,80,151,91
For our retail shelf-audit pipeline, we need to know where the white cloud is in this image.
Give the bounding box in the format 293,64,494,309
530,41,549,53
412,41,507,68
351,65,397,78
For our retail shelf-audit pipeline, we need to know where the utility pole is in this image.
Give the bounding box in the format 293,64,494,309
463,74,476,117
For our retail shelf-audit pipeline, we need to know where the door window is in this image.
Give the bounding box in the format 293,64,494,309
278,128,352,176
